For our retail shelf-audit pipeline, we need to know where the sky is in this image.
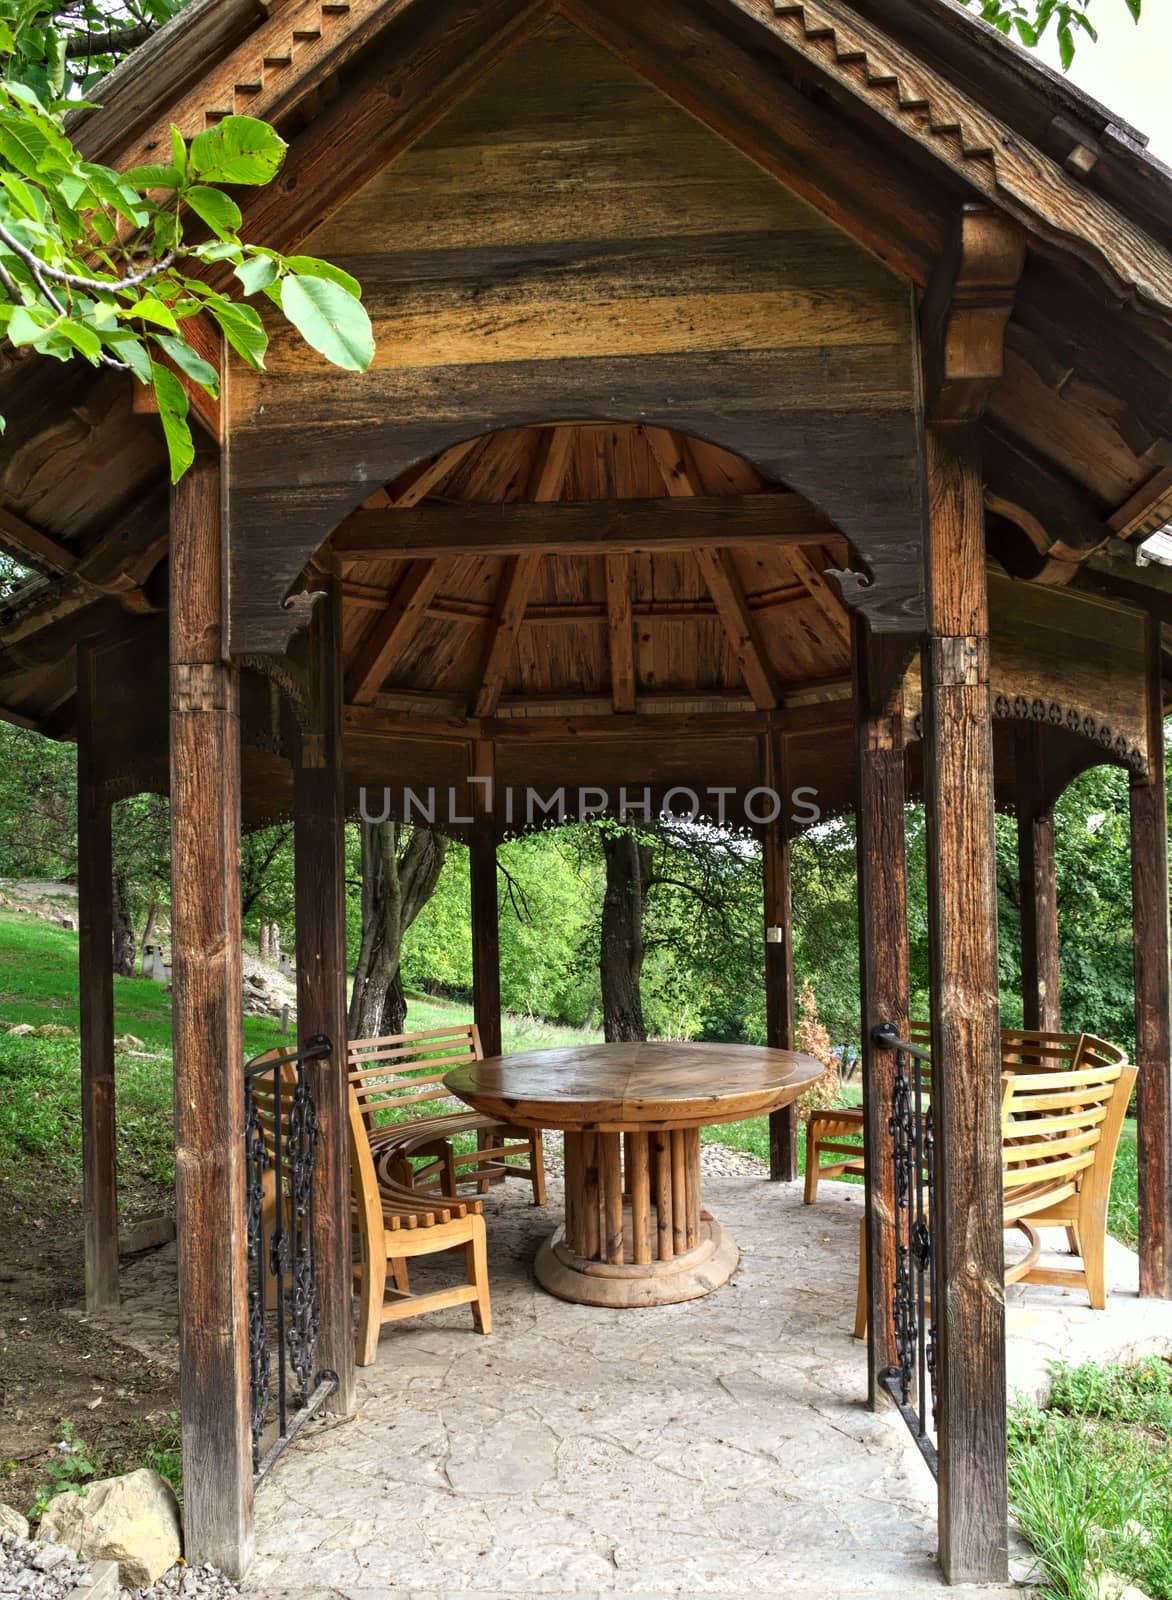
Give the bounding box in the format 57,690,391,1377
1033,2,1172,164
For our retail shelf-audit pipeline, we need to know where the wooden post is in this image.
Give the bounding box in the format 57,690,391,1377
853,619,909,1407
169,452,253,1578
763,731,797,1180
77,642,119,1314
1015,723,1061,1034
922,422,1008,1585
470,741,502,1058
1131,616,1172,1299
294,566,356,1416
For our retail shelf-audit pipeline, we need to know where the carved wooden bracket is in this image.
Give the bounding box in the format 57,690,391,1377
921,205,1027,424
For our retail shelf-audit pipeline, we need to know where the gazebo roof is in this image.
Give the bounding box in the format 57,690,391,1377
1,0,1170,828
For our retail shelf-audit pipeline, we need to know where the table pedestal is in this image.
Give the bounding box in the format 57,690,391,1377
534,1129,739,1307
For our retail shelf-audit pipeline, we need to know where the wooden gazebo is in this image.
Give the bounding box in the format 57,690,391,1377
2,0,1171,1586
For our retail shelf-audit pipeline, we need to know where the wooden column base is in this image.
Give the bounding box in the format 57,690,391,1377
539,1129,739,1305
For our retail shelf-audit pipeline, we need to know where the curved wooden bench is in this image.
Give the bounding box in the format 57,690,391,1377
350,1081,492,1365
851,1037,1135,1330
349,1024,546,1206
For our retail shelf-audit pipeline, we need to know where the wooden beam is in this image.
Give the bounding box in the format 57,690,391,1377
762,730,796,1180
333,493,839,562
783,546,852,644
294,567,355,1417
0,504,78,576
1131,615,1172,1299
853,620,909,1406
469,742,502,1059
473,555,541,719
695,547,781,711
605,555,636,715
922,422,1007,1585
920,205,1026,424
386,439,479,508
76,641,119,1316
984,427,1113,580
1015,723,1061,1034
169,452,253,1578
344,560,441,706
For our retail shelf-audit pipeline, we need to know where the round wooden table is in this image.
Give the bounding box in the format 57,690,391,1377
445,1041,826,1308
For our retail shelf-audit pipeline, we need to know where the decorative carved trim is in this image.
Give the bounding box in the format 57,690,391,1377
910,692,1147,774
236,653,312,733
761,0,1172,324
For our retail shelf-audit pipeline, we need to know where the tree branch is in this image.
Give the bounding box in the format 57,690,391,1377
65,21,158,57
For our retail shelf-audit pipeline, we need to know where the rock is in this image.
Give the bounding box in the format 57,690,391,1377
114,1034,145,1051
1091,1569,1152,1600
7,1024,33,1037
38,1469,181,1587
30,1541,68,1571
0,1504,29,1542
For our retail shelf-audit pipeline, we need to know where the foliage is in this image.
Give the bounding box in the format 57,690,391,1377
1009,1357,1172,1600
27,1420,105,1520
959,0,1140,68
0,0,373,479
793,976,841,1121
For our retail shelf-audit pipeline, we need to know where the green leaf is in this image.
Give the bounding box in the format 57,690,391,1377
280,255,362,299
150,361,194,483
0,169,44,221
207,298,267,369
188,115,286,186
7,304,54,346
106,333,152,385
279,273,374,372
153,332,220,396
122,296,179,331
1058,21,1074,67
185,184,242,239
171,125,187,180
54,319,102,361
234,253,279,295
121,163,184,190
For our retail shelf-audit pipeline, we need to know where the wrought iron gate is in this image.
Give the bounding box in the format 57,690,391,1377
243,1035,338,1481
872,1022,937,1475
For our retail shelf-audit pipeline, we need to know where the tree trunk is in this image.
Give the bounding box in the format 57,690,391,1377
111,864,136,977
139,893,159,974
600,832,653,1042
347,821,446,1039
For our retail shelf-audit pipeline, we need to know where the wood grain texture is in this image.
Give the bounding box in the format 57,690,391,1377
225,23,922,653
77,641,119,1315
1131,616,1172,1299
1015,722,1061,1035
445,1040,825,1132
853,618,909,1405
294,570,355,1416
169,454,254,1579
921,424,1007,1585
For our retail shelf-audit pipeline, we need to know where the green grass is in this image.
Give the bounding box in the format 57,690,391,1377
1010,1357,1172,1600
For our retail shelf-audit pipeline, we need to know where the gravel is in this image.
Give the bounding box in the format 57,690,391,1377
1,1535,91,1598
540,1129,768,1179
0,1538,242,1600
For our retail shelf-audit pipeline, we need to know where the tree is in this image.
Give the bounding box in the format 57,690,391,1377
348,820,447,1040
959,0,1140,67
599,828,653,1041
1,0,374,479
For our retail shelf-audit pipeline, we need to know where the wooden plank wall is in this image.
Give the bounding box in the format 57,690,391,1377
226,20,922,653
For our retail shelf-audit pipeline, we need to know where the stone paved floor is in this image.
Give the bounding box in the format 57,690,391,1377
95,1160,1171,1600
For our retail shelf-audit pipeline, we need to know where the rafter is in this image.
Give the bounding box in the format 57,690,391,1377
694,547,781,711
332,493,840,561
0,505,79,577
782,547,852,645
472,554,542,718
605,554,637,713
344,559,442,706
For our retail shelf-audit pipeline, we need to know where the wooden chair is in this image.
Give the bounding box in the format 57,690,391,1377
803,1025,1113,1205
852,1042,1135,1331
348,1024,546,1206
350,1080,492,1365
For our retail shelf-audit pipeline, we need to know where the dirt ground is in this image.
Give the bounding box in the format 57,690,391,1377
0,1172,177,1519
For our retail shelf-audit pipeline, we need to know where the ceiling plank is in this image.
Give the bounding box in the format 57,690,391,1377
344,559,442,706
606,554,637,713
333,493,841,561
694,547,781,711
473,554,543,718
387,438,480,509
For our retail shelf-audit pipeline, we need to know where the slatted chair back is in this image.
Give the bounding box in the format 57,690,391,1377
1000,1051,1135,1226
347,1024,483,1137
